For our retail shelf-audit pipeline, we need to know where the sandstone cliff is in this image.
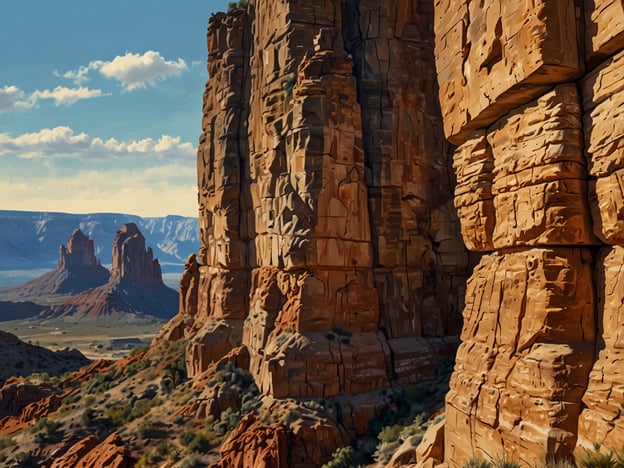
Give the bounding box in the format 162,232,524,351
0,229,110,302
163,0,468,398
44,224,177,320
152,0,471,463
429,0,624,465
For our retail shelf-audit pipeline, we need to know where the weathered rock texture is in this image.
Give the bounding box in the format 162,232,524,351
0,229,110,301
44,224,177,320
166,0,469,409
432,0,624,465
47,433,131,468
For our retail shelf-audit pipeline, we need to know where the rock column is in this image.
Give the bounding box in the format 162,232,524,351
185,0,469,400
434,0,624,464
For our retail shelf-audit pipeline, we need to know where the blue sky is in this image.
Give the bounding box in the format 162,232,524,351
0,0,231,217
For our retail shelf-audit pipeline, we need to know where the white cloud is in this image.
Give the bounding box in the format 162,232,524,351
0,85,34,112
30,86,103,106
0,126,195,160
59,51,188,91
0,85,103,112
54,64,96,85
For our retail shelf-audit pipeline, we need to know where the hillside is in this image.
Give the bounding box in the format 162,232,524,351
0,330,90,386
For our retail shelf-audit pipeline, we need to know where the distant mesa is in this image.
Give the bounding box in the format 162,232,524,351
41,223,178,321
0,229,110,301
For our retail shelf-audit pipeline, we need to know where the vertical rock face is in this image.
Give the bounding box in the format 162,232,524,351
181,0,469,402
57,229,101,269
43,224,178,320
434,0,624,464
2,229,110,298
110,223,162,284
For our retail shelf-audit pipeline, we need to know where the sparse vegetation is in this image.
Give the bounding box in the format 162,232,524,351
576,443,624,468
282,76,296,98
322,446,368,468
227,0,248,10
129,344,150,357
179,428,213,454
0,436,15,450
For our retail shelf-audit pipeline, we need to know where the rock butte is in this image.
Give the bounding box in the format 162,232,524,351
0,229,110,300
153,0,624,465
45,223,178,320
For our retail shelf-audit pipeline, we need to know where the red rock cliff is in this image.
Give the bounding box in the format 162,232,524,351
168,0,469,401
1,229,110,298
432,0,624,465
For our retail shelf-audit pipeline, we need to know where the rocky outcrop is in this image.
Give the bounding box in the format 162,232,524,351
0,383,76,436
165,0,468,410
48,433,131,468
43,224,177,320
210,414,288,468
109,223,163,284
0,330,90,386
431,0,624,465
0,229,109,301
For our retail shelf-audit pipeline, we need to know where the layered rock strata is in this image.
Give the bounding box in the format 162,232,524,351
0,229,109,300
432,0,624,464
168,0,469,409
45,224,177,320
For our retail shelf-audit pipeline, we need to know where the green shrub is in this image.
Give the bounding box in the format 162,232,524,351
156,441,178,459
462,460,492,468
378,424,402,444
492,457,520,468
322,446,368,468
180,453,205,468
179,429,198,447
179,429,212,454
0,437,15,450
129,344,150,357
187,432,212,454
576,445,619,468
30,417,61,436
138,419,160,440
282,76,296,97
227,0,247,10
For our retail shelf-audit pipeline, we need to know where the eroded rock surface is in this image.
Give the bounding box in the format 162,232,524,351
431,0,624,465
0,229,109,301
167,0,468,406
43,224,177,320
48,433,131,468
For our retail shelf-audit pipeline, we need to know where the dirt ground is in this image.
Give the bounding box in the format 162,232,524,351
0,317,166,360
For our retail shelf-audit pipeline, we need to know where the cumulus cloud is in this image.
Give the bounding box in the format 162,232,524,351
30,86,103,106
58,51,188,91
0,85,102,112
0,85,34,112
0,126,195,160
54,65,94,85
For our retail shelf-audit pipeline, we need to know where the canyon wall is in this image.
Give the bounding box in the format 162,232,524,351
434,0,624,464
174,0,469,402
